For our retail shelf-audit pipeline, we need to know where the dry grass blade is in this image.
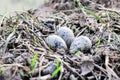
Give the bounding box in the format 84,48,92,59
3,28,16,54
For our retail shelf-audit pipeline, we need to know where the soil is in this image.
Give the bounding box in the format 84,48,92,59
0,0,120,80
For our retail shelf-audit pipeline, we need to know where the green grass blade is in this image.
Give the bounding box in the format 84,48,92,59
30,53,38,71
84,9,105,23
0,67,2,75
74,0,105,23
75,51,81,55
56,59,60,68
52,66,61,77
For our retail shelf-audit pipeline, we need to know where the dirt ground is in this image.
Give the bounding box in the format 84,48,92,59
0,0,120,80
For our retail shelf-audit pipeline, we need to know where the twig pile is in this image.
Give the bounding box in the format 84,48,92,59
0,0,120,80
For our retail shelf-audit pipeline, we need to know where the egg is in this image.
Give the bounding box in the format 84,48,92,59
56,27,74,47
70,36,92,53
45,35,67,50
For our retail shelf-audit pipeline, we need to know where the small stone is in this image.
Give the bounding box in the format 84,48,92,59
45,35,67,50
2,54,14,64
81,56,94,75
15,53,29,64
41,62,56,76
0,67,22,80
70,36,92,53
56,27,74,47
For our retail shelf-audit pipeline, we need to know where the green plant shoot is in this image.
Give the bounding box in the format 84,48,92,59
52,66,61,78
75,0,105,23
75,51,81,55
52,60,61,77
56,59,60,68
0,67,2,75
30,53,38,71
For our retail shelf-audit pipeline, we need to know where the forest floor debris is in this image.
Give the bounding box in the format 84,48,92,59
0,0,120,80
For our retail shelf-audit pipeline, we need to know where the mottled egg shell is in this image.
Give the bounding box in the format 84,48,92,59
70,36,92,53
45,35,67,50
56,27,74,47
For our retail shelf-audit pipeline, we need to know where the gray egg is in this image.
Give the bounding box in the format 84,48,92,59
56,27,74,47
70,36,92,53
45,35,67,50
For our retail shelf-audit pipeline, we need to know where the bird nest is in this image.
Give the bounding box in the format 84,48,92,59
0,0,120,80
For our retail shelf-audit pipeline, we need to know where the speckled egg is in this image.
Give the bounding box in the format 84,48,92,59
70,36,92,53
56,27,74,47
45,35,67,50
